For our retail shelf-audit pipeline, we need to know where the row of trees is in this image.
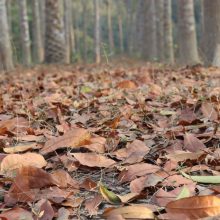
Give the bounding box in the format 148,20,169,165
0,0,220,71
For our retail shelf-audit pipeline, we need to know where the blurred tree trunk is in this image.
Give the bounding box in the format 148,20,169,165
0,0,13,71
118,13,124,53
69,3,75,59
142,0,157,61
94,0,101,64
39,0,45,52
155,0,164,61
164,0,174,64
136,0,145,56
116,0,124,54
64,0,71,63
107,0,114,54
32,0,43,63
82,0,88,62
44,0,66,63
124,0,136,55
203,0,220,65
6,0,11,34
177,0,200,65
18,0,31,66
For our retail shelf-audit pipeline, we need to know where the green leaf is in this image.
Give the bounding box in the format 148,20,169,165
81,86,92,93
181,171,220,184
176,186,190,200
99,183,121,204
160,110,176,116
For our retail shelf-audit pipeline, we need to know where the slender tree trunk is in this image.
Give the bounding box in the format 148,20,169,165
142,0,157,61
94,0,101,64
177,0,200,65
39,0,45,53
107,0,114,54
64,0,71,63
0,0,13,71
82,0,88,62
69,2,75,60
203,0,220,65
18,0,31,66
44,0,66,63
6,0,11,34
32,0,43,63
155,0,164,61
164,0,174,64
118,13,124,53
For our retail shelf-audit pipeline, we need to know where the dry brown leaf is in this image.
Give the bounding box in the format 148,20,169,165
0,117,29,135
6,166,57,203
165,150,205,162
118,163,160,183
184,133,206,152
84,194,103,216
52,169,79,189
166,195,220,219
0,153,47,174
40,128,91,154
72,153,115,168
103,205,154,219
201,102,218,121
117,80,137,89
0,207,33,220
3,143,39,153
114,140,149,163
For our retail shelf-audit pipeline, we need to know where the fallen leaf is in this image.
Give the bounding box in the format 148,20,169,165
184,133,206,152
114,140,149,163
0,153,47,175
84,194,103,216
181,171,220,184
118,163,160,183
40,128,91,154
103,205,155,219
51,169,79,189
34,199,54,220
6,166,57,203
201,102,218,121
3,143,39,153
0,207,33,220
117,80,137,89
166,195,220,219
99,183,121,204
72,153,115,168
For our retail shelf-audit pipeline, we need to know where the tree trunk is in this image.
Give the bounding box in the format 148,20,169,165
155,0,164,61
203,0,220,65
107,0,114,54
32,0,43,63
6,0,11,34
39,0,45,52
94,0,101,64
0,0,13,71
118,13,124,53
44,0,66,63
64,0,71,63
82,0,88,62
142,0,157,61
18,0,31,66
164,0,174,64
177,0,200,65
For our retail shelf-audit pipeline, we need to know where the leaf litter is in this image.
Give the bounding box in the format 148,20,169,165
0,64,220,219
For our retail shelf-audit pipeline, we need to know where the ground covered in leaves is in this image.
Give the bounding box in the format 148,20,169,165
0,63,220,219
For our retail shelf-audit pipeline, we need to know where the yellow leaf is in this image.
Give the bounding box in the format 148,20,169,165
99,183,121,204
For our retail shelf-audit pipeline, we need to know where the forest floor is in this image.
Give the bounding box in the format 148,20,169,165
0,63,220,219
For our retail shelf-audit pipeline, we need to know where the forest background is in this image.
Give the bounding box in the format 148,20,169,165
1,0,220,71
